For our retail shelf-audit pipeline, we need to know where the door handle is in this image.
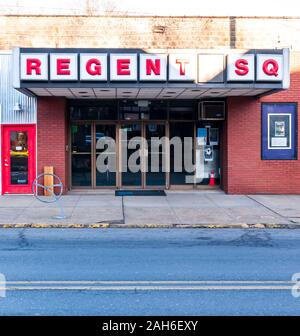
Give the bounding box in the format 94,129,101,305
4,163,9,167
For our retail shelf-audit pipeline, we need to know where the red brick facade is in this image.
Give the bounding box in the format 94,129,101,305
2,15,299,194
37,97,68,193
222,52,300,194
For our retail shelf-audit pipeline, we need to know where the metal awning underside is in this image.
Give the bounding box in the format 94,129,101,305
25,87,274,99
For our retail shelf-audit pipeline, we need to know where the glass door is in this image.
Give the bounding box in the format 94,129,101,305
170,122,195,185
71,124,92,187
2,125,36,194
71,122,167,189
95,124,116,187
119,122,166,188
120,123,142,187
145,123,166,187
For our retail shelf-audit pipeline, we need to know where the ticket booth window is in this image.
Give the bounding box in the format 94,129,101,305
262,103,297,160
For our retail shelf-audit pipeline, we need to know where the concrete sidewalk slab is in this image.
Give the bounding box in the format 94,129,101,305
250,195,300,218
124,206,179,225
0,192,299,228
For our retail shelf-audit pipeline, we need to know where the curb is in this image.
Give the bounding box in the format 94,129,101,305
0,223,299,229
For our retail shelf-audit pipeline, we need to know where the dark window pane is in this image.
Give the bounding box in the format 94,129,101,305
146,124,166,186
71,124,91,153
95,125,116,186
121,124,142,186
70,100,117,120
119,100,167,120
169,100,196,120
72,154,92,186
170,122,194,185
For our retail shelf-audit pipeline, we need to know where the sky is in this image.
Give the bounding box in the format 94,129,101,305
0,0,299,16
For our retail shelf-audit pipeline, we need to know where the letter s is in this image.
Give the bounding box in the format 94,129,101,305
235,59,249,76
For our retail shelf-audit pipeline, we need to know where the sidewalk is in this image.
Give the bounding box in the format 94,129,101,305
1,190,300,228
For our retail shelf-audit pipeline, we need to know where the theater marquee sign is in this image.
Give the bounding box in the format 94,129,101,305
13,48,290,91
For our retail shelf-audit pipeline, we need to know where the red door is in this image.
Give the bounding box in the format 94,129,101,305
2,125,36,194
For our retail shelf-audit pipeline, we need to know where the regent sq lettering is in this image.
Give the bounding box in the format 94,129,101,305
20,51,285,82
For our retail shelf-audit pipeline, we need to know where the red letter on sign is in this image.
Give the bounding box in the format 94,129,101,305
117,59,130,75
86,58,101,76
146,59,160,75
263,59,279,77
57,59,71,75
26,58,41,75
175,59,189,76
235,59,249,76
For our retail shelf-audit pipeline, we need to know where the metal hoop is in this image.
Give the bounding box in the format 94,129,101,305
32,173,63,203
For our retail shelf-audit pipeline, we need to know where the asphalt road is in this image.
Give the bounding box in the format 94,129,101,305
0,228,300,315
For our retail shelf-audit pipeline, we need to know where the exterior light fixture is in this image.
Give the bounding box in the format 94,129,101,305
13,103,23,112
153,25,166,33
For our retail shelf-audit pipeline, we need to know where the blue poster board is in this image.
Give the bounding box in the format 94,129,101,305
262,103,297,160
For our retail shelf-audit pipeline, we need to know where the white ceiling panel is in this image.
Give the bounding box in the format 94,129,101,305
200,89,232,97
117,88,139,98
156,88,185,98
243,89,269,96
225,89,252,96
137,88,162,98
93,88,116,98
176,88,209,99
29,88,52,96
46,88,74,97
70,88,95,96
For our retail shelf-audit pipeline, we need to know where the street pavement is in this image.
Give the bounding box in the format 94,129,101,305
1,191,300,227
0,228,300,315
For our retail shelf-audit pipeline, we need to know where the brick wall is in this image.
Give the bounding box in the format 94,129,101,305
0,16,300,50
2,15,300,194
224,51,300,194
37,97,68,193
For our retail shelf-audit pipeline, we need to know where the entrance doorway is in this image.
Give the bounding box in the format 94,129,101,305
120,122,166,188
69,99,223,191
71,121,166,189
1,125,36,194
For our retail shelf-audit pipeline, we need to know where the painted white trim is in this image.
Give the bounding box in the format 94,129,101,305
0,105,2,194
12,47,20,89
282,48,290,89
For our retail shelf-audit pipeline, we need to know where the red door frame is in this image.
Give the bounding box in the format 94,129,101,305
1,124,36,194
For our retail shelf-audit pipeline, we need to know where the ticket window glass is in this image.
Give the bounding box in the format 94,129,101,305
195,125,220,185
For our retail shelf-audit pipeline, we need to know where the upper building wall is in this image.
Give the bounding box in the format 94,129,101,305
0,16,300,51
0,53,36,124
